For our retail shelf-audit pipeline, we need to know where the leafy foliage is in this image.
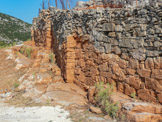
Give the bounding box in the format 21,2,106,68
13,82,19,88
95,82,119,118
25,47,33,58
19,46,33,58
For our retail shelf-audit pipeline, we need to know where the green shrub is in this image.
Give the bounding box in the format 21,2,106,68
49,53,54,63
0,41,16,48
25,47,32,58
20,48,24,54
95,82,119,118
13,82,19,88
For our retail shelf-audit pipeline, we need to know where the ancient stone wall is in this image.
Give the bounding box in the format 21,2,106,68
32,5,162,104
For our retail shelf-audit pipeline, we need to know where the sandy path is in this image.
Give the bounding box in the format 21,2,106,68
0,103,72,122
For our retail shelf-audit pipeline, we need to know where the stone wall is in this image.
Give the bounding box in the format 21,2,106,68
32,5,162,104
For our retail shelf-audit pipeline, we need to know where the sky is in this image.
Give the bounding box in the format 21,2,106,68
0,0,86,24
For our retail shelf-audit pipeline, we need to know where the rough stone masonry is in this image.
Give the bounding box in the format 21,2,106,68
31,5,162,104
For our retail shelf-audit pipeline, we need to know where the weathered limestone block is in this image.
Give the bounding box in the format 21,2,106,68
104,44,111,53
151,69,162,80
110,38,119,46
145,58,154,69
117,82,124,93
146,50,160,57
52,76,64,83
137,69,151,78
145,78,162,93
118,59,128,69
103,23,115,32
112,46,121,55
88,86,96,103
129,59,139,69
131,48,146,61
76,70,86,83
99,63,108,72
115,25,123,32
157,94,162,104
126,68,136,75
137,89,157,103
126,76,141,89
153,57,161,69
112,63,126,81
124,84,136,96
77,59,86,68
90,67,99,76
119,38,133,48
108,32,116,37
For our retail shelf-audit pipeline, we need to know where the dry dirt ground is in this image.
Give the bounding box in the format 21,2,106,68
0,47,114,122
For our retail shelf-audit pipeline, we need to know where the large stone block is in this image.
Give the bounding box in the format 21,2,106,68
137,69,151,78
52,76,64,83
104,44,111,53
126,68,136,75
124,84,136,96
76,71,86,83
99,63,108,72
119,38,133,48
112,63,126,81
77,59,85,68
66,36,76,48
108,32,116,37
88,86,96,103
145,78,162,93
112,46,121,55
137,89,157,103
66,69,75,83
129,59,139,69
103,23,115,32
117,82,124,93
118,59,128,69
131,48,146,61
145,58,154,69
153,57,161,69
126,76,141,89
151,69,162,80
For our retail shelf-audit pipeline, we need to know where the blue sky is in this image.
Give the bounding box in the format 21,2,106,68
0,0,87,24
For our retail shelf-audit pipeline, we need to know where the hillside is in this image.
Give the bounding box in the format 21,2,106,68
0,12,31,44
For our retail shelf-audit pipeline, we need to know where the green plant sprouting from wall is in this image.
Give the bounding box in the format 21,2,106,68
95,82,119,118
130,92,136,99
13,82,19,88
49,53,54,63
